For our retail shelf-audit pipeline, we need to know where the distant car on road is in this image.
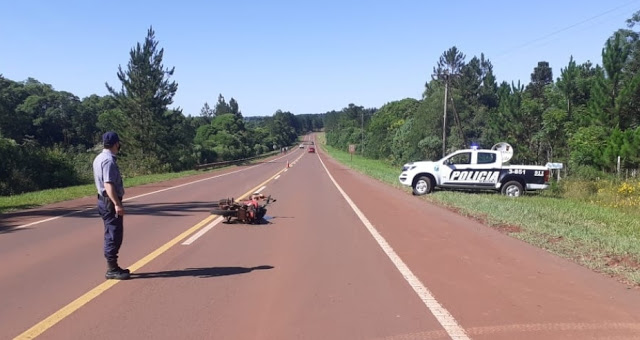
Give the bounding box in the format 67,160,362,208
308,147,315,153
299,144,304,148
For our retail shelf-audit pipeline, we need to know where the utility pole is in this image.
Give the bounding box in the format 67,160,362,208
361,111,364,155
442,71,449,157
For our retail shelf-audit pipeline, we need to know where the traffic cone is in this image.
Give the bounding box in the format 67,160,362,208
286,160,290,168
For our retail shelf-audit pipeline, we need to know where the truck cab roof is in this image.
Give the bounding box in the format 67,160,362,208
440,149,506,166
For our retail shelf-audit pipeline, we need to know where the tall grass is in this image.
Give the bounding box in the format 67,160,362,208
560,178,640,212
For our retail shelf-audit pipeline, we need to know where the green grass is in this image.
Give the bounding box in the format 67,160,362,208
0,169,206,214
319,135,640,286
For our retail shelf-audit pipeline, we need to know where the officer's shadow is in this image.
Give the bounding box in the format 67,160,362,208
130,265,274,279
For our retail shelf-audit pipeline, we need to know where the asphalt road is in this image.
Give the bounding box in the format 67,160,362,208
2,136,640,340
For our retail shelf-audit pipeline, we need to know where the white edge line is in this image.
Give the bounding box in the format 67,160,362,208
256,186,266,193
316,153,470,340
181,216,224,245
274,175,281,180
13,153,294,230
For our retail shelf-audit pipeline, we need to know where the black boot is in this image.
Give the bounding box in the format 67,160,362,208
116,264,130,274
107,259,130,274
106,260,130,280
109,260,130,276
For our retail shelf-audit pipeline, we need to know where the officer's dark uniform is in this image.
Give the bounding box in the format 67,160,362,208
93,131,130,280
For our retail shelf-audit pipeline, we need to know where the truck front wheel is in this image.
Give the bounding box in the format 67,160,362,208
501,181,524,197
412,176,433,195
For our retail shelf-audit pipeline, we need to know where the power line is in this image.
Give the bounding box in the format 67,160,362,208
495,0,640,58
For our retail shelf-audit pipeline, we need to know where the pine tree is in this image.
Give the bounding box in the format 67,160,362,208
214,94,231,116
106,26,178,166
557,56,578,115
602,32,630,107
527,61,553,99
200,102,213,118
229,98,241,118
587,67,611,127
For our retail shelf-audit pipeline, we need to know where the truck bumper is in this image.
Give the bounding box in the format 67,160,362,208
398,173,411,186
526,183,549,190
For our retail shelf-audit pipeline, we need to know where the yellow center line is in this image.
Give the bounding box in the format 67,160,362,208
14,167,290,340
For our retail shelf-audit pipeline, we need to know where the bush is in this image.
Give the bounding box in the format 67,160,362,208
571,165,607,180
39,148,81,188
541,180,564,198
68,150,96,184
0,140,85,195
560,179,599,200
118,151,170,177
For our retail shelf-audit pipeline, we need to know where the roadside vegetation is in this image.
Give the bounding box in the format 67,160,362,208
322,12,640,193
0,27,323,197
0,169,203,214
0,150,281,214
316,11,640,287
319,135,640,286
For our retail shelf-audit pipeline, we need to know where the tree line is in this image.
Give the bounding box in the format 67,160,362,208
325,12,640,179
6,11,640,196
0,27,323,196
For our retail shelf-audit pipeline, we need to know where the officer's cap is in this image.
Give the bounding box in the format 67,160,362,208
102,131,120,147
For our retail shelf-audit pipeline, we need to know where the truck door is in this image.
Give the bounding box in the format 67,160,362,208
472,152,501,188
440,151,473,186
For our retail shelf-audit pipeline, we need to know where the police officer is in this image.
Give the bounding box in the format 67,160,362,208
93,131,130,280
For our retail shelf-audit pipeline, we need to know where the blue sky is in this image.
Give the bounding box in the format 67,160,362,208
2,0,639,117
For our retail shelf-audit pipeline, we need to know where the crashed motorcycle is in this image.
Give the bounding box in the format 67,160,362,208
211,193,276,224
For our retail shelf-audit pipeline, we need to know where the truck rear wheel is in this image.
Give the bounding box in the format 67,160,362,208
501,181,523,197
412,176,433,195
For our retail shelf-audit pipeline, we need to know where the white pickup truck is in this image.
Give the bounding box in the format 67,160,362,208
398,143,550,197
